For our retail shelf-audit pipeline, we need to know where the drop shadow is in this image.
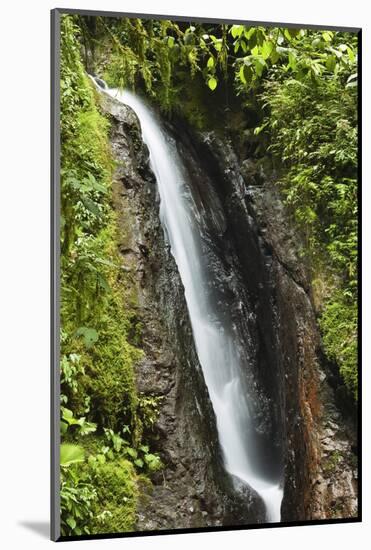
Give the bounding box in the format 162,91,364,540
18,521,50,539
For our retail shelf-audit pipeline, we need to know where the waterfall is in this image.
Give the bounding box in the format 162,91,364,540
94,79,283,523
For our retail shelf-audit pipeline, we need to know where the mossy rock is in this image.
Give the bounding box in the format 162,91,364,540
86,334,140,431
90,458,138,534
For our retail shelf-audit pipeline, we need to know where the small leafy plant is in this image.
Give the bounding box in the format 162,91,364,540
60,444,97,536
95,428,164,473
61,407,97,436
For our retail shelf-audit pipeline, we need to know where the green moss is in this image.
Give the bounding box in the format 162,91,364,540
74,107,114,176
60,15,150,535
87,332,142,431
90,458,138,533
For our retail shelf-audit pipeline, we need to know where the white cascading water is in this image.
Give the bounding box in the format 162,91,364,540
96,80,283,522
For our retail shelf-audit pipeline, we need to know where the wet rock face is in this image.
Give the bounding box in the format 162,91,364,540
171,125,285,483
100,92,265,530
100,90,357,528
183,127,358,522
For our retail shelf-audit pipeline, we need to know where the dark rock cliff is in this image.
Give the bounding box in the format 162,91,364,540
98,90,357,529
184,128,358,522
179,125,358,521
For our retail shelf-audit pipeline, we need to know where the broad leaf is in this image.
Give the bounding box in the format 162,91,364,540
207,56,215,69
207,77,217,91
66,516,76,530
60,444,85,467
75,327,99,348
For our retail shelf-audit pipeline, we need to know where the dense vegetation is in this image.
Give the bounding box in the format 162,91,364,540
60,16,162,536
263,75,357,398
79,15,358,397
59,13,358,534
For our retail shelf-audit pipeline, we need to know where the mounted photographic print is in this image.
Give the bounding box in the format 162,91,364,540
51,8,361,541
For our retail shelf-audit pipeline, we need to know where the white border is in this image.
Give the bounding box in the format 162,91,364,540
1,1,369,549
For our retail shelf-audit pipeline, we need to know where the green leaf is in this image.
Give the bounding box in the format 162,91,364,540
231,25,243,39
254,122,269,136
286,28,300,38
82,197,101,217
239,64,247,84
144,453,158,463
253,57,266,77
66,516,76,530
60,444,85,467
326,55,336,72
144,453,162,471
207,56,215,69
270,48,280,64
245,27,255,40
62,407,73,419
126,447,138,459
112,435,122,452
207,77,217,91
78,420,97,436
88,455,96,467
347,47,355,63
184,33,194,46
134,458,144,468
167,36,175,48
243,28,256,49
97,273,110,293
288,51,297,71
86,173,106,194
239,64,252,85
322,31,333,43
261,40,273,60
75,327,99,348
284,29,293,41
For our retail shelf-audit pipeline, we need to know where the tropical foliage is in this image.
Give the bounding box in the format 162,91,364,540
60,15,162,536
84,15,357,398
59,13,358,534
262,73,357,398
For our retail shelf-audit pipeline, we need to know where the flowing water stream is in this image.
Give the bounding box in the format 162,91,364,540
93,79,283,522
